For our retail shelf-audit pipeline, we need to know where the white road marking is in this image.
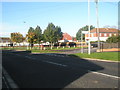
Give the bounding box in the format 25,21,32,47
13,53,67,67
25,56,35,59
13,53,119,79
44,61,67,67
43,60,67,67
88,70,120,79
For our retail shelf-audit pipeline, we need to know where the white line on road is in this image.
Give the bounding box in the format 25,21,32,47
25,56,36,60
14,54,67,67
24,56,67,67
43,60,67,67
13,53,119,79
88,70,120,79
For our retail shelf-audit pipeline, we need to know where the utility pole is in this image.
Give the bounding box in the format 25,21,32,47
88,0,91,54
95,0,100,52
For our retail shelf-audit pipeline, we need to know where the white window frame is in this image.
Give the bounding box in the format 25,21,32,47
104,33,107,37
109,33,112,37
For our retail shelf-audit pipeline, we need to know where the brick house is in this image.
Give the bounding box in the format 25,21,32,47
85,28,119,42
58,33,73,42
0,37,12,46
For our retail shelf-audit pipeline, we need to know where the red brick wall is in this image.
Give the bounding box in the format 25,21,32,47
85,33,118,37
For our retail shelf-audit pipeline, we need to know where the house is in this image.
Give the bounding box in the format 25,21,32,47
0,37,12,46
85,28,119,42
58,33,73,42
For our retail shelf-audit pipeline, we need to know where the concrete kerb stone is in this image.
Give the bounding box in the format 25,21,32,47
31,52,119,63
2,67,19,89
83,58,119,63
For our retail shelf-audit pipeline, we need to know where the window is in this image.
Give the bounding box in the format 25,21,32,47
104,33,107,37
91,33,93,37
114,34,116,36
100,33,102,37
109,33,112,37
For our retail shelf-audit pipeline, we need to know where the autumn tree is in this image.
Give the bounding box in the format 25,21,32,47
26,26,43,48
26,27,35,48
11,32,24,46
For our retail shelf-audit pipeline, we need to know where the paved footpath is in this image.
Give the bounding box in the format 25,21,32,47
2,50,120,89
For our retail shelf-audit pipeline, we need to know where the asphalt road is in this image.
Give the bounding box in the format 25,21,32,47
2,50,120,89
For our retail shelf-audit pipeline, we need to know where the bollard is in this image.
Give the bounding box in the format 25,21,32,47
74,45,75,48
44,47,46,50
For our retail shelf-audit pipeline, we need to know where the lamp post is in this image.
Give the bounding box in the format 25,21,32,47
95,0,100,52
23,21,29,50
88,0,91,54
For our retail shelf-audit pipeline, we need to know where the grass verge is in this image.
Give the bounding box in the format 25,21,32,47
31,50,62,53
69,52,119,61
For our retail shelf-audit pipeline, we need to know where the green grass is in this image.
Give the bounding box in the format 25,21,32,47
1,46,87,51
0,47,27,50
69,52,119,61
52,47,85,50
31,50,62,53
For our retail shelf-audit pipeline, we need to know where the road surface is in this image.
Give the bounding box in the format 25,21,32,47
2,50,119,89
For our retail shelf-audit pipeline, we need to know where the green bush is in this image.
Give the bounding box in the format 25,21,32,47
106,35,120,43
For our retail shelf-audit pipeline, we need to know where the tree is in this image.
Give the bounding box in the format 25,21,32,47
76,25,95,40
26,27,35,48
43,23,63,48
34,25,42,46
11,32,24,46
106,35,120,43
55,26,63,42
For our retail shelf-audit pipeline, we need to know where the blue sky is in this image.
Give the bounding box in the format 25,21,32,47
1,2,118,37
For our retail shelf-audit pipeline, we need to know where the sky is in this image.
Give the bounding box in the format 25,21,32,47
0,1,118,37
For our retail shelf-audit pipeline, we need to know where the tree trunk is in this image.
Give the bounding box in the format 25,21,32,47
51,42,53,49
39,41,40,50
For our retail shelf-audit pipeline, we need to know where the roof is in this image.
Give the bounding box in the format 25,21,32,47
0,37,11,41
61,33,72,40
90,28,119,33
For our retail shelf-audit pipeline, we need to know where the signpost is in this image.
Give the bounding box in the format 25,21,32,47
81,31,88,53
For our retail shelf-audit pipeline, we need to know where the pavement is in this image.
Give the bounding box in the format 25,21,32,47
2,50,120,89
51,48,97,54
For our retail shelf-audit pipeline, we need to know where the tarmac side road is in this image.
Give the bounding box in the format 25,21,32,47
2,50,120,89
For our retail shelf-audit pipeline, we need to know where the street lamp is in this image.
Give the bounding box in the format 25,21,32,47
95,0,100,52
88,0,91,54
23,21,29,50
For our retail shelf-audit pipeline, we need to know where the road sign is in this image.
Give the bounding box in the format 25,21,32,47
82,31,88,34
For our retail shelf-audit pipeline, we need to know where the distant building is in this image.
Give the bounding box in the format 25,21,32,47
58,33,73,42
85,28,119,42
0,37,12,46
